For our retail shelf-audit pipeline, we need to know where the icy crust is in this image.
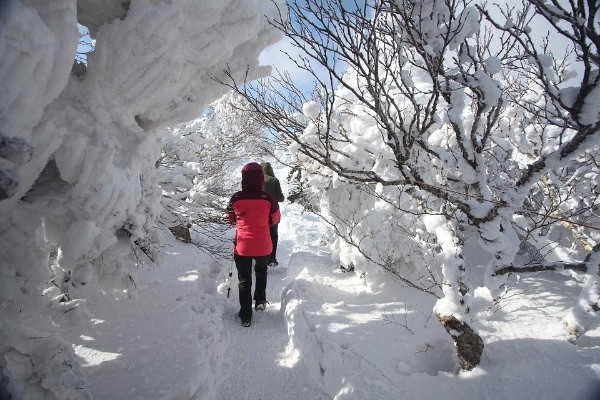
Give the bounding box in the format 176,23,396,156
2,324,90,400
0,0,78,141
83,0,279,131
0,0,281,397
0,215,94,399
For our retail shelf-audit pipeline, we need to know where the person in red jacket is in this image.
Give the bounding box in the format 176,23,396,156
226,162,281,327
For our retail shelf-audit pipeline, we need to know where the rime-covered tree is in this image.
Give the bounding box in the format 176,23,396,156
221,0,600,370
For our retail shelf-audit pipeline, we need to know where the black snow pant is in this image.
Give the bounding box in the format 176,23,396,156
234,254,270,321
269,224,279,262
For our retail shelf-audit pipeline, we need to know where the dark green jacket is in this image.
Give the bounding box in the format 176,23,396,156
260,162,285,202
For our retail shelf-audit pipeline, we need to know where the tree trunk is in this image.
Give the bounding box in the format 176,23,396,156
428,215,484,369
480,213,520,298
436,314,484,371
494,262,587,275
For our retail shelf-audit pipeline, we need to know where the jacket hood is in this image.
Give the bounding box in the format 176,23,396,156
241,162,264,191
260,162,275,177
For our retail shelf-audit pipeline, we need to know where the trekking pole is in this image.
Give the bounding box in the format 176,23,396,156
227,257,233,298
227,269,232,298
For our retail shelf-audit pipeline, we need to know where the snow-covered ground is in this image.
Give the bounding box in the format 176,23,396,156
67,169,600,400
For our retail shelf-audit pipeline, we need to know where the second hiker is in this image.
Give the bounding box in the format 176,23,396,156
260,162,285,267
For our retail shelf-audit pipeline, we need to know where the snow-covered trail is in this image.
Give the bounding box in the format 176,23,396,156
68,180,335,399
67,167,600,400
67,239,230,399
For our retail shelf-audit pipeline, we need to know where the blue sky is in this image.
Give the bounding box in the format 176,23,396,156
258,0,364,94
77,24,94,63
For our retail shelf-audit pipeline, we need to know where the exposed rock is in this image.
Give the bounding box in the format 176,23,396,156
169,224,192,243
436,314,484,371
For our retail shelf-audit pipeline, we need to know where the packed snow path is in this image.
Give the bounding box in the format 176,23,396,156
68,200,335,399
218,206,328,399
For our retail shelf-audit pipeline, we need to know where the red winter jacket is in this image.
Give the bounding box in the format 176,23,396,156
226,163,281,257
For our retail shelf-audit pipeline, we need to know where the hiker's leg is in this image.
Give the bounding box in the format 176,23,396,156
253,255,270,302
269,224,279,261
235,254,253,320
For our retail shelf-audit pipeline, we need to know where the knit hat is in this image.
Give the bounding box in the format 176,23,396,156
241,162,264,191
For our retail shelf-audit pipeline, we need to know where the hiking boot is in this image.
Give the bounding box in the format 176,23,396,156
239,311,251,327
255,300,267,311
268,259,278,267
